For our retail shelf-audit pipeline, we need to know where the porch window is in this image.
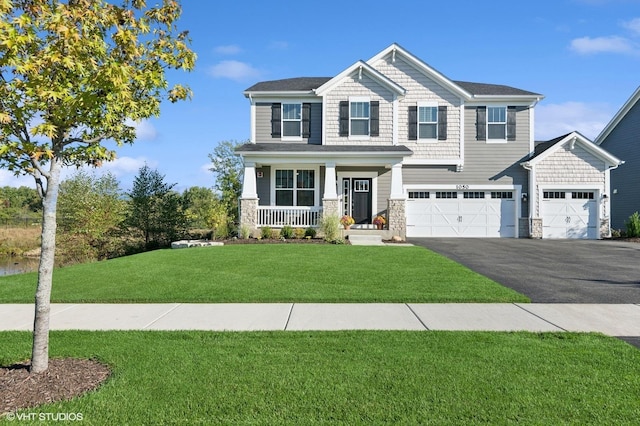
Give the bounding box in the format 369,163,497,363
275,169,315,206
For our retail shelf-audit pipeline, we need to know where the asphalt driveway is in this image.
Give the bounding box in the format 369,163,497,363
410,238,640,303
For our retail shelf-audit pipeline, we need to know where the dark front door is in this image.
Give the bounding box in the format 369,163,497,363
351,178,372,224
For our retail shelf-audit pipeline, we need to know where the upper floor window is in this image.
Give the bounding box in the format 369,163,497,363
339,99,379,138
418,106,438,139
282,103,302,138
350,102,370,136
487,107,506,140
476,106,516,142
408,104,447,141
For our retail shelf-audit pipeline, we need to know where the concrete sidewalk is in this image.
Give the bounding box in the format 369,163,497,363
2,303,640,337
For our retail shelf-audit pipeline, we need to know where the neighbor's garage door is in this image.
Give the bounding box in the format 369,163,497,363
541,191,597,239
406,190,516,238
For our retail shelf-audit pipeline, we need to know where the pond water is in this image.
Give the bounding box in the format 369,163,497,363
0,256,39,276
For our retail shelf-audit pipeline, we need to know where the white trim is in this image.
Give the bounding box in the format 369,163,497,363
392,95,399,146
250,102,256,144
459,101,465,167
314,60,406,96
244,96,321,103
522,132,622,168
529,104,535,155
270,165,321,207
402,158,464,166
337,171,378,219
242,162,258,199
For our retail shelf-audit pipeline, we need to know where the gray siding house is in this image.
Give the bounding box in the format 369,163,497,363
236,43,621,239
595,86,640,230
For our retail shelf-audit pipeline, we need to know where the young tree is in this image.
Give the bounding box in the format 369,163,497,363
0,0,195,373
182,186,217,229
126,164,186,248
57,171,125,261
208,140,245,224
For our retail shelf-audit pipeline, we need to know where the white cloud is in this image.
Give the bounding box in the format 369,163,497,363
200,163,214,175
622,17,640,35
208,60,261,82
535,101,613,140
570,35,636,54
214,45,242,55
125,119,157,141
100,156,157,177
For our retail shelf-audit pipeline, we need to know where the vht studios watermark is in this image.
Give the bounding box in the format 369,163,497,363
4,412,84,422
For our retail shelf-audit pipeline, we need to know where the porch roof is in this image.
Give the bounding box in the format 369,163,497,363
235,143,412,166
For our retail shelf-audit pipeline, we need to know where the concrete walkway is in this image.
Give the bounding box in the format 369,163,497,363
2,303,640,338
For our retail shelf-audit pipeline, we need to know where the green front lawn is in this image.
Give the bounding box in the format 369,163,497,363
2,331,639,424
0,245,528,303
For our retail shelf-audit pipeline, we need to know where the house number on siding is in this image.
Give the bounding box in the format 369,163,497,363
456,184,469,190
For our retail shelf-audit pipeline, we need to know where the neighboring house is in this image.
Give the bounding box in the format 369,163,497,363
236,43,621,239
595,86,640,231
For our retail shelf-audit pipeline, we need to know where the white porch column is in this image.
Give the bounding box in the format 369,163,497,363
241,162,258,199
389,163,405,199
323,162,338,199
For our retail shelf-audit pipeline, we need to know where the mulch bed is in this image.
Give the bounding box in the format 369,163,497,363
1,358,110,416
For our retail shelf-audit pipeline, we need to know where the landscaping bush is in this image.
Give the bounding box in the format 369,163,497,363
281,225,294,239
239,225,251,239
625,212,640,237
320,214,341,242
293,228,306,239
260,226,272,239
270,229,281,240
304,227,317,238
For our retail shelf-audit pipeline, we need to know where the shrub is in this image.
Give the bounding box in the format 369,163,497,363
320,214,341,242
270,229,281,240
304,227,317,238
625,212,640,237
260,226,272,239
293,228,306,239
239,225,251,239
281,225,294,239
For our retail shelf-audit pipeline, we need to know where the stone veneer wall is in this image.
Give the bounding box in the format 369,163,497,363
387,199,406,239
600,218,610,239
322,198,340,218
240,198,258,235
530,218,543,239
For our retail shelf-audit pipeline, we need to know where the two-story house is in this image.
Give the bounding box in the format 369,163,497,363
236,43,621,239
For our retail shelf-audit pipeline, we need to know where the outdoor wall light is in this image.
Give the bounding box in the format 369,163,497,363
521,193,528,202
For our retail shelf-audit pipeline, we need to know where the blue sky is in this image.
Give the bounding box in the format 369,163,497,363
2,0,640,191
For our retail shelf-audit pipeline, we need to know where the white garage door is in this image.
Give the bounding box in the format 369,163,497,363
541,191,597,239
406,190,516,238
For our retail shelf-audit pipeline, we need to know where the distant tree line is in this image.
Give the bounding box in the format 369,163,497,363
0,140,243,264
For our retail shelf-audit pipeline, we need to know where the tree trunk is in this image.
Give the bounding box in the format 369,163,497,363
30,158,62,374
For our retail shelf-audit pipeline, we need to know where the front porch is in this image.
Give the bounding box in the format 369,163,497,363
235,143,413,238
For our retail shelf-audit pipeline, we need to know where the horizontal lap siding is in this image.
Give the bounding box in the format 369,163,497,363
255,102,322,144
256,166,271,205
600,100,640,229
372,55,461,159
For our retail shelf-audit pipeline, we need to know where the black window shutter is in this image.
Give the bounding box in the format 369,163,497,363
476,106,486,141
408,106,417,140
339,101,349,137
507,106,516,141
370,101,379,137
271,103,281,138
438,106,447,140
302,103,311,138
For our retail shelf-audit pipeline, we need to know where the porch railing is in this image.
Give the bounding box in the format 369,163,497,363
257,206,322,228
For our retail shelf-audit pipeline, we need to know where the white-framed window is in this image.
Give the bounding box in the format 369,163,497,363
275,168,316,206
418,105,438,139
350,100,370,136
487,106,506,140
282,103,302,138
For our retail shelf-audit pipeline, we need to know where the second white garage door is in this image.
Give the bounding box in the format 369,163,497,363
406,190,516,238
541,191,598,239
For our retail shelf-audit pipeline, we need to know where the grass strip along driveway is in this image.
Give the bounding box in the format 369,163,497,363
0,245,528,303
2,331,639,424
